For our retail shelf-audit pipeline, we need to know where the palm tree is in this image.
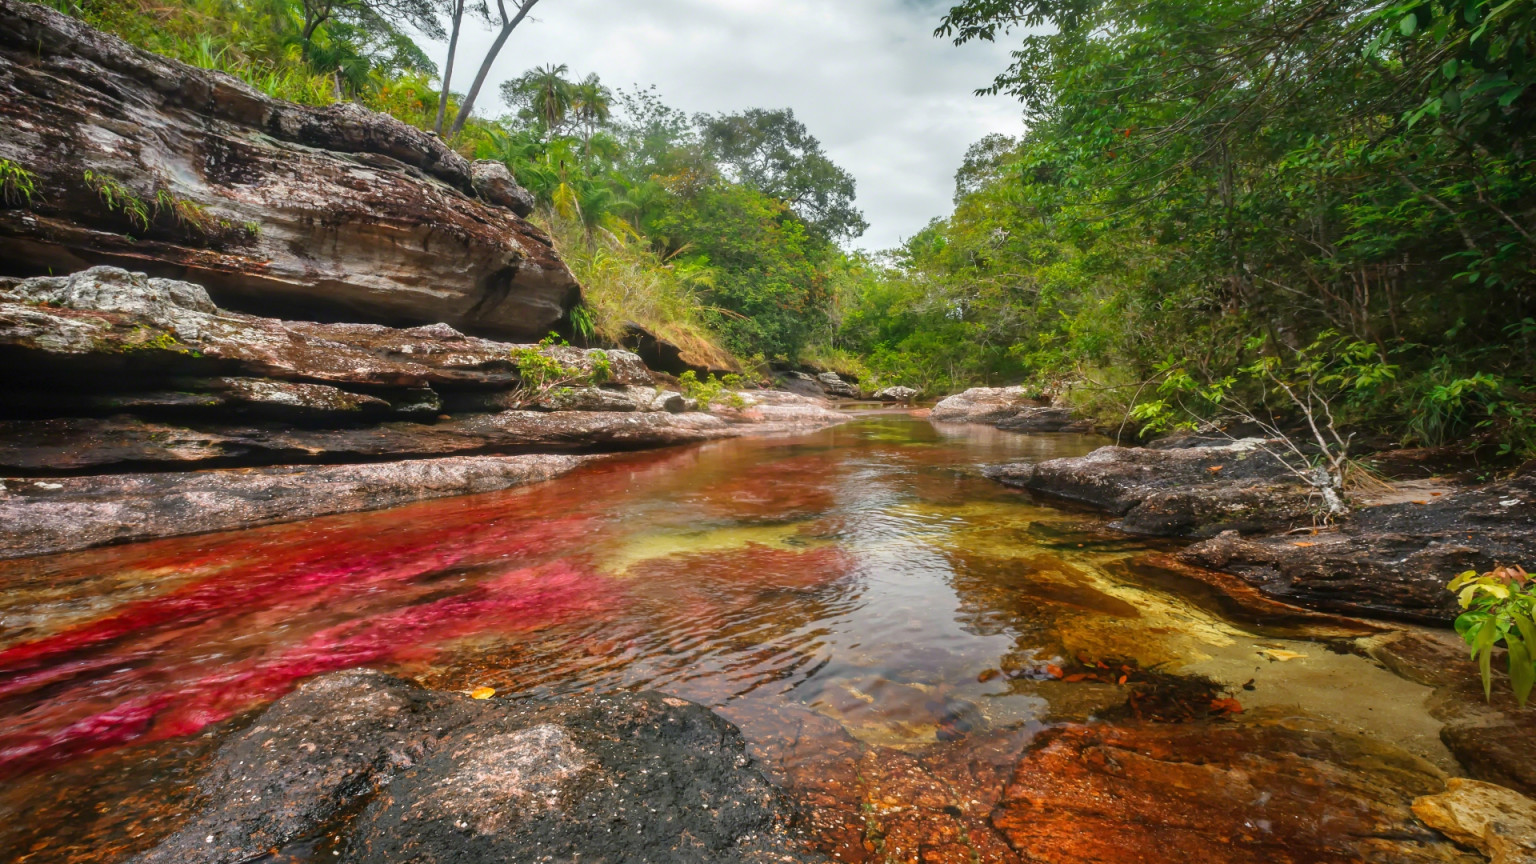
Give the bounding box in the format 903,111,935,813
571,73,612,152
523,63,574,139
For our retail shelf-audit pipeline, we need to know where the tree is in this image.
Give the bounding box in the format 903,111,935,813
501,63,576,138
698,108,867,242
446,0,543,139
572,73,613,149
432,0,488,136
297,0,442,54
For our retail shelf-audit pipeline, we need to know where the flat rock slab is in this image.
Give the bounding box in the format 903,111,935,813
987,439,1317,537
130,670,821,864
0,453,597,560
1183,469,1536,622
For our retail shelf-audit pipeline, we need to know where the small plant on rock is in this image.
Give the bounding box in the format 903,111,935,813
1450,565,1536,707
679,371,747,409
507,333,595,407
0,159,38,206
84,170,150,230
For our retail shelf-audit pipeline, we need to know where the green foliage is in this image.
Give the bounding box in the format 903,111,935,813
0,159,37,207
829,0,1535,455
1451,566,1536,707
506,333,588,406
83,171,151,230
678,371,747,410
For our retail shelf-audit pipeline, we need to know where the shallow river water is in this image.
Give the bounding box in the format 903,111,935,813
0,416,1462,862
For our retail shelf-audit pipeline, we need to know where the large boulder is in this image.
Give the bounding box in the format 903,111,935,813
931,386,1036,424
872,385,917,403
469,159,535,217
815,371,858,398
0,1,578,340
1182,469,1536,623
131,670,821,864
986,439,1319,537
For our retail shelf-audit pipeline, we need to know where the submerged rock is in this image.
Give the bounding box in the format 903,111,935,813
133,670,821,864
0,2,579,339
992,720,1469,864
987,439,1317,537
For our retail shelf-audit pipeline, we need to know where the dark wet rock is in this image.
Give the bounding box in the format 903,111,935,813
815,372,858,399
0,2,579,339
872,386,917,403
468,159,535,217
930,386,1041,424
987,439,1318,537
992,720,1472,864
0,453,597,559
1369,629,1536,797
995,406,1092,433
779,372,826,400
133,670,820,864
1181,470,1536,623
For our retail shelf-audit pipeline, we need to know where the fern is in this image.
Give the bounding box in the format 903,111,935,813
0,159,37,207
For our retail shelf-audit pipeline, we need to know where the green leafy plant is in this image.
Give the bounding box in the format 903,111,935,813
0,158,37,206
1450,565,1536,707
678,370,748,409
83,170,150,230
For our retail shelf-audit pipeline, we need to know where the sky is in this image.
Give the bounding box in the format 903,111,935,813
424,0,1026,251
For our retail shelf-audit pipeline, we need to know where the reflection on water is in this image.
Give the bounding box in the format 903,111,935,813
0,418,1451,862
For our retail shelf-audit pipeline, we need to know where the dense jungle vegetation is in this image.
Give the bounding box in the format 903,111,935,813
44,0,1536,457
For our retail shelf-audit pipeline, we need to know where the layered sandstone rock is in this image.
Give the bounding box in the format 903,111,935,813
0,268,847,558
0,0,571,339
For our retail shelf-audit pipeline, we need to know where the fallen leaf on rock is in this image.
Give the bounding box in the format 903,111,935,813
469,686,495,699
1208,465,1224,473
1259,649,1305,662
1293,541,1316,547
1210,698,1244,715
1045,664,1064,679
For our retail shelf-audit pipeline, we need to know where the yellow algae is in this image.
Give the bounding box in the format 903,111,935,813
596,521,833,577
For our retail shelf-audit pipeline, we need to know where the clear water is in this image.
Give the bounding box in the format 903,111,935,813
0,417,1450,862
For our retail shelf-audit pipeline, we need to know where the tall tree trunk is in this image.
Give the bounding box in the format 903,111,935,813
433,0,465,137
446,0,540,140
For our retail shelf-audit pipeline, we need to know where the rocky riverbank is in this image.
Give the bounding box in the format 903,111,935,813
0,268,846,559
983,439,1536,623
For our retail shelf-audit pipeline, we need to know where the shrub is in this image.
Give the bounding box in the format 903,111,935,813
1450,566,1536,707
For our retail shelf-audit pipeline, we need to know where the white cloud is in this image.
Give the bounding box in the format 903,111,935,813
427,0,1024,250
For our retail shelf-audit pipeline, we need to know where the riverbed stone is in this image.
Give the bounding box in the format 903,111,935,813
1182,468,1536,623
931,386,1039,424
872,386,918,403
130,670,820,864
992,720,1472,864
986,439,1318,537
1413,779,1536,864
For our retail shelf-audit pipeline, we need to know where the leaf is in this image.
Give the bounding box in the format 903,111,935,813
470,686,496,700
1400,13,1418,35
1506,634,1534,708
1293,541,1316,547
1210,698,1244,715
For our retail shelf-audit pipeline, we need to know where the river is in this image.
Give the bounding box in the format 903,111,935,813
0,416,1461,862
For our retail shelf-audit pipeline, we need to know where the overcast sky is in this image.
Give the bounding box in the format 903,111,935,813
425,0,1025,250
